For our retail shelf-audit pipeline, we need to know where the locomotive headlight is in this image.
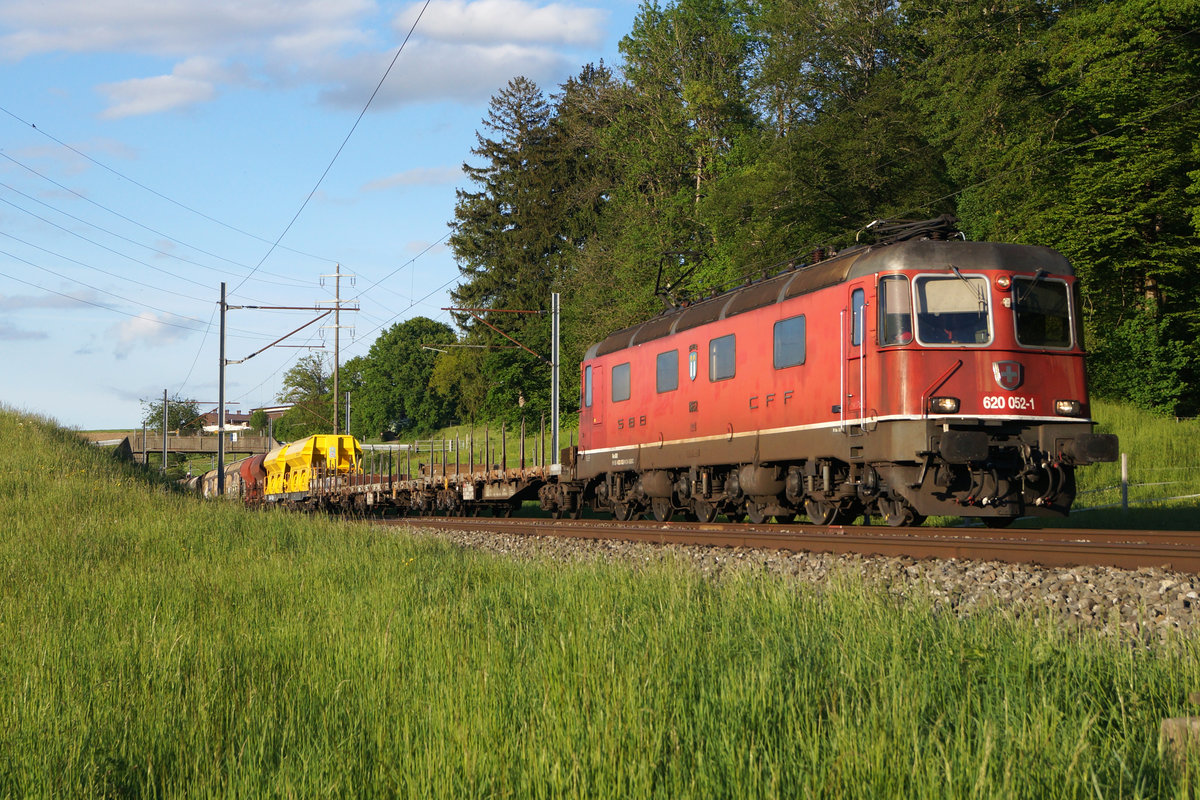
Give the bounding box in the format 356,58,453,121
930,396,960,414
1055,399,1084,417
995,275,1012,291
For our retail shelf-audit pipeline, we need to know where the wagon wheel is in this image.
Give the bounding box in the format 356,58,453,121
981,516,1015,528
745,500,769,525
467,505,481,517
650,497,673,523
877,497,908,527
804,498,839,526
550,507,565,520
612,502,634,521
692,498,717,524
496,501,517,518
878,497,925,527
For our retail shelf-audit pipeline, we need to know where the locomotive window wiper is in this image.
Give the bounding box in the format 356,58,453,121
1015,268,1047,305
949,264,986,308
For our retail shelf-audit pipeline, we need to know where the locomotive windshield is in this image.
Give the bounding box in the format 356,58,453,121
1013,276,1072,348
914,275,991,345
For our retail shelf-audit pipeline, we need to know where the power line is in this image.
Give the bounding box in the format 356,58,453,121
0,180,305,293
0,151,315,288
0,103,339,268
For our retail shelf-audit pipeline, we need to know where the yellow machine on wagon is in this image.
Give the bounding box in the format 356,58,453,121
263,434,362,501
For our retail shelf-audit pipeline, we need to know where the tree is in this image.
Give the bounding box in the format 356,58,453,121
139,394,201,434
354,317,459,436
273,354,333,440
448,77,568,421
910,0,1200,413
248,409,269,435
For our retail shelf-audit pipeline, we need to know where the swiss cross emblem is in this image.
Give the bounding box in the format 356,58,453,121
688,350,698,381
993,361,1023,391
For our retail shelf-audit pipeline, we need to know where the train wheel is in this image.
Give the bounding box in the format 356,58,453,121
467,505,481,517
692,498,717,523
981,516,1015,528
612,502,634,521
804,498,839,526
878,498,911,527
650,498,673,523
745,500,769,525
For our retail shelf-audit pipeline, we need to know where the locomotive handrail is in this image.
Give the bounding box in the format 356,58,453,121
921,359,963,417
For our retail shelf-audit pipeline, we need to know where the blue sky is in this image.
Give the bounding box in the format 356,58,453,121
0,0,638,429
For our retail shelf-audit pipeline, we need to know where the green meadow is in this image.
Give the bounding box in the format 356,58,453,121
2,406,1199,797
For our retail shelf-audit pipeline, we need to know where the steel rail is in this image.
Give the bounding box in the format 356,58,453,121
386,517,1200,572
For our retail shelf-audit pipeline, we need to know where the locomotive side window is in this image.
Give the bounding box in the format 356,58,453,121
879,276,913,345
914,275,991,345
1013,277,1072,349
584,365,593,408
709,334,736,381
612,362,631,402
656,350,679,393
851,289,866,346
773,315,806,368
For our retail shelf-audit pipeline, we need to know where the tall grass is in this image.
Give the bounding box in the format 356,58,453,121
2,407,1199,797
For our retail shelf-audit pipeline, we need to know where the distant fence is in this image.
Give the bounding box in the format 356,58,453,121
1074,453,1200,513
123,433,277,456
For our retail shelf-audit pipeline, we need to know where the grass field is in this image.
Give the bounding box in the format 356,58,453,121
3,406,1199,797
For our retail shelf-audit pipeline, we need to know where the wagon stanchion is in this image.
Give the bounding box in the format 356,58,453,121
540,413,546,469
520,416,526,470
502,422,507,476
1121,453,1129,513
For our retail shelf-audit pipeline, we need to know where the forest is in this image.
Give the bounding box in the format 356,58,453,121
275,0,1200,441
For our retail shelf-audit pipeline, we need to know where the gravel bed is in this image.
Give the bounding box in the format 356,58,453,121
404,524,1198,642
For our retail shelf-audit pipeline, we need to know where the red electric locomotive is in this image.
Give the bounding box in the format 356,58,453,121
566,219,1117,526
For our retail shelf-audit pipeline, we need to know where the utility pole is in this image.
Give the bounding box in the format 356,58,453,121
320,264,356,434
218,282,227,494
551,292,560,465
162,388,168,474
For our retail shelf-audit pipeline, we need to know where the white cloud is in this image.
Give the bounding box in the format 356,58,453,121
0,288,107,311
0,0,374,59
0,0,612,115
98,70,216,119
108,311,192,358
0,320,47,340
318,40,571,108
396,0,607,46
362,166,461,191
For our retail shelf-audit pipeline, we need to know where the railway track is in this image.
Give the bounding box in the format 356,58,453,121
385,517,1200,572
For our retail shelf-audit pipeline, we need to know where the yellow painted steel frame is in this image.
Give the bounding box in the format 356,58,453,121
263,434,362,497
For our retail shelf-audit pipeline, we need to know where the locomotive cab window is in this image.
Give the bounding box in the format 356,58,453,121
1013,276,1072,349
774,315,806,368
850,289,866,346
584,365,593,408
709,334,735,381
656,350,679,393
612,362,631,402
914,274,991,345
879,276,913,346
